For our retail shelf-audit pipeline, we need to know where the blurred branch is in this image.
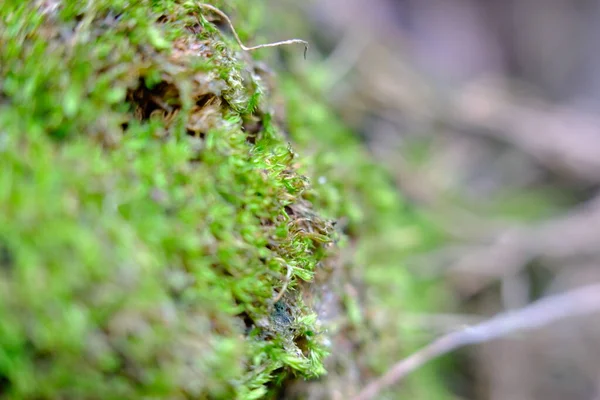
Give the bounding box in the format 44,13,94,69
353,282,600,400
444,191,600,295
450,81,600,184
329,37,600,184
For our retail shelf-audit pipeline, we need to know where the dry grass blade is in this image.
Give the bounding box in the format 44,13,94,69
273,262,293,303
353,282,600,400
198,3,309,59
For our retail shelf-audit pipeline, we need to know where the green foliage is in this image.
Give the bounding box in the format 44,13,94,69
0,1,334,398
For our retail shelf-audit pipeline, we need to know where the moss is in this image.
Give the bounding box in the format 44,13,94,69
278,69,453,399
0,1,334,399
0,0,456,398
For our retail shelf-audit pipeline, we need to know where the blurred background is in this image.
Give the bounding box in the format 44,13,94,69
263,0,600,399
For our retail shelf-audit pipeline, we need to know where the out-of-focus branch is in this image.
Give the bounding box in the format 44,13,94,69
443,192,600,295
450,81,600,184
353,282,600,400
329,37,600,184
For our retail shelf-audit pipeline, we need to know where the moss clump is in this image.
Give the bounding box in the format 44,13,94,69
277,71,452,399
0,1,334,398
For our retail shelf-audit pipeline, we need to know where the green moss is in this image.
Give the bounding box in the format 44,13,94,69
0,1,334,398
0,0,456,398
280,74,452,398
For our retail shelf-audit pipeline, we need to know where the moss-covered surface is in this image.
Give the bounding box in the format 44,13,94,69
275,75,453,399
0,1,335,398
0,1,452,399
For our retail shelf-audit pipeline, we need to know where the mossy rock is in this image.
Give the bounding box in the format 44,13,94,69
0,1,336,398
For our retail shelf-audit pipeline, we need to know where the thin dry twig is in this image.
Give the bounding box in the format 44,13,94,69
198,3,309,59
353,282,600,400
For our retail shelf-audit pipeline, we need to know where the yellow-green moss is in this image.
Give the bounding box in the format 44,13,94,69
279,69,453,400
0,1,334,398
0,0,455,399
